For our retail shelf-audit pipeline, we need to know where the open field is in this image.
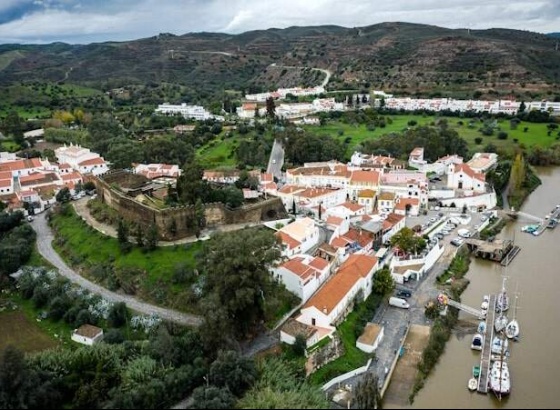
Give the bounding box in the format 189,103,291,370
304,114,558,157
0,309,59,354
197,136,239,168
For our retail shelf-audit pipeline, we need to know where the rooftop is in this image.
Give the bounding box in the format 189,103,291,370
357,323,382,346
73,324,103,339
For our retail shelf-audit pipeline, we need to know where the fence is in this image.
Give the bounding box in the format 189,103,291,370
321,358,373,392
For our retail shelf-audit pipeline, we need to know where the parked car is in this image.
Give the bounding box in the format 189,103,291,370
429,217,437,223
27,215,34,222
396,289,412,298
451,237,464,247
389,297,410,309
481,216,488,222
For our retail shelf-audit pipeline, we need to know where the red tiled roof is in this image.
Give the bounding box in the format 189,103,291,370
0,171,13,180
309,257,329,271
341,201,364,212
303,254,378,314
0,179,11,188
61,171,82,181
343,228,373,248
395,198,420,210
296,187,339,199
58,163,72,169
276,231,301,250
281,257,318,281
78,157,105,166
455,163,485,182
326,216,343,226
278,184,304,194
0,158,42,172
350,170,380,184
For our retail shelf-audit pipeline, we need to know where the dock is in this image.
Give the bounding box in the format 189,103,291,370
518,206,560,237
465,239,514,263
500,245,521,266
477,294,497,394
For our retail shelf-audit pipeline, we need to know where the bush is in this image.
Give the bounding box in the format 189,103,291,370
497,131,508,140
474,137,483,145
104,329,125,344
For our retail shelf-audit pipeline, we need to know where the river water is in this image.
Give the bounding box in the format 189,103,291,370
405,167,560,409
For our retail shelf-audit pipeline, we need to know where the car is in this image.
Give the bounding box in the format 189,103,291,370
272,159,276,164
451,237,464,247
429,217,437,223
481,216,488,222
396,289,412,298
474,224,480,230
27,215,34,222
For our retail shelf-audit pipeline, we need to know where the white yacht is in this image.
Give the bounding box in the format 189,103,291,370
489,360,511,400
471,333,484,351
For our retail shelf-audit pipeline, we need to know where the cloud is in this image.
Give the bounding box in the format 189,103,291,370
0,0,558,44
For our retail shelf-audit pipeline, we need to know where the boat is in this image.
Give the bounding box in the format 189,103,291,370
495,314,508,333
478,321,487,334
471,333,484,351
468,377,478,391
521,224,539,233
481,295,489,310
489,359,511,400
496,277,510,313
506,290,520,339
491,336,509,355
547,218,558,229
473,365,481,378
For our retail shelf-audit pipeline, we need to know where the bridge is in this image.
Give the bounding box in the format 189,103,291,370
444,297,484,318
507,211,543,223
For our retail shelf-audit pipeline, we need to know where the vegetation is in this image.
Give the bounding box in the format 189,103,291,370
390,227,427,255
238,357,329,409
0,211,36,276
354,372,383,409
507,154,542,210
309,291,383,385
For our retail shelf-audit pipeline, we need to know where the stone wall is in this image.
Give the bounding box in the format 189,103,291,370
95,173,288,240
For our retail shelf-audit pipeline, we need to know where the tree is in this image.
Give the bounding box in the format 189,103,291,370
1,111,24,146
117,218,131,253
194,198,206,238
372,267,395,295
176,159,206,205
390,227,426,255
265,97,276,119
134,225,144,248
474,137,483,145
209,350,257,396
83,181,96,192
292,198,297,216
510,153,526,191
200,228,281,338
145,223,158,251
108,302,128,328
354,372,382,409
518,100,526,114
191,386,235,409
292,334,307,357
0,346,30,409
55,187,71,203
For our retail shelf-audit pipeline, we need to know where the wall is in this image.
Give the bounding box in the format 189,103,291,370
439,191,497,210
96,172,288,240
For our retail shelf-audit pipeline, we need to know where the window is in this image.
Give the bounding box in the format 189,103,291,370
312,318,316,326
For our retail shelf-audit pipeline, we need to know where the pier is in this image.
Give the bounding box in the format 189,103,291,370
512,206,560,237
501,245,521,266
465,239,514,263
477,294,496,394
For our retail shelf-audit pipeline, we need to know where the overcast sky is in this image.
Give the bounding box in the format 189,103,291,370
0,0,558,44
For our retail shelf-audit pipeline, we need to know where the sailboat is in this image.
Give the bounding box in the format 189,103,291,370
506,288,520,339
496,276,510,313
495,313,508,333
490,329,511,400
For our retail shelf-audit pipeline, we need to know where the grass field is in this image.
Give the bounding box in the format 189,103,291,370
304,114,558,157
197,136,239,168
0,307,59,354
50,209,202,308
0,140,20,152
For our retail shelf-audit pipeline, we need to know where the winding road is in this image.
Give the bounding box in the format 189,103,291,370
269,63,332,88
31,211,203,327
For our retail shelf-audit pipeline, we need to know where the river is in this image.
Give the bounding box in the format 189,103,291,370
400,167,560,409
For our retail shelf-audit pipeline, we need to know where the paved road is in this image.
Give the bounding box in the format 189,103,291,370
31,211,203,327
269,63,332,88
266,139,285,180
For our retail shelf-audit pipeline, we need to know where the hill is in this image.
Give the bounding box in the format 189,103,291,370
1,22,560,103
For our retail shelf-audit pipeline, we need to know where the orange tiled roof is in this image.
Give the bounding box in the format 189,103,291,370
455,163,485,182
358,189,376,198
276,231,301,250
350,170,380,184
78,157,105,166
343,228,373,248
303,254,378,314
0,158,42,172
309,257,329,271
326,216,344,226
0,179,11,188
378,192,396,201
395,198,420,210
0,171,12,180
341,201,364,212
281,257,318,281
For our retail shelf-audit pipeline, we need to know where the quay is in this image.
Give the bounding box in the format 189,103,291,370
465,239,514,263
477,294,496,394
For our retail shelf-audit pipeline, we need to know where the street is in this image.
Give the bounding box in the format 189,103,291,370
266,138,285,180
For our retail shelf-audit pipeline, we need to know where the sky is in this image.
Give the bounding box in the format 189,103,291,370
0,0,558,44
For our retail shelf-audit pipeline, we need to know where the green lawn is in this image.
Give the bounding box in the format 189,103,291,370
0,140,20,152
50,209,202,308
197,136,239,168
0,297,61,354
304,115,558,157
308,309,370,386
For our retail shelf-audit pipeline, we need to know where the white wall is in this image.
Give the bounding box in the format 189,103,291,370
299,306,331,329
356,326,384,353
439,191,497,210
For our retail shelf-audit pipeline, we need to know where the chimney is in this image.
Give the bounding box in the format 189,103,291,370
323,306,328,314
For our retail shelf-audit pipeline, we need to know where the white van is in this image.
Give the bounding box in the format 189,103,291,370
389,296,410,309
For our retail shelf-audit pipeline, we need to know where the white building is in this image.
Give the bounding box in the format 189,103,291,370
71,324,104,346
408,147,426,169
155,103,222,121
0,171,13,195
356,323,384,353
134,163,181,179
467,153,498,173
273,255,330,302
298,254,379,329
55,144,109,176
447,164,486,193
276,217,321,257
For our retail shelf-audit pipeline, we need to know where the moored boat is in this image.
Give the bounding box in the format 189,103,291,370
478,321,487,334
489,360,511,400
473,365,481,378
491,336,509,355
468,377,478,391
471,333,483,351
495,314,508,333
496,277,510,313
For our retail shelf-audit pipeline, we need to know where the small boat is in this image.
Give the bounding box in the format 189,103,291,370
521,224,539,233
478,321,487,334
471,333,484,351
491,336,509,355
496,277,510,313
489,360,511,400
473,365,481,378
468,377,478,391
506,291,520,339
495,314,508,333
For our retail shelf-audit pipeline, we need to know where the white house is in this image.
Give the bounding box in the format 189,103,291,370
394,198,420,216
280,318,323,347
325,201,366,220
286,162,350,189
467,153,498,173
155,103,220,121
134,163,181,179
55,144,108,176
408,147,426,168
273,255,330,302
71,324,104,346
348,170,381,200
356,323,384,353
390,241,444,284
357,189,377,213
294,187,347,212
377,192,396,213
382,213,406,244
447,164,486,193
0,157,47,178
0,171,13,195
276,217,320,257
298,254,379,330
